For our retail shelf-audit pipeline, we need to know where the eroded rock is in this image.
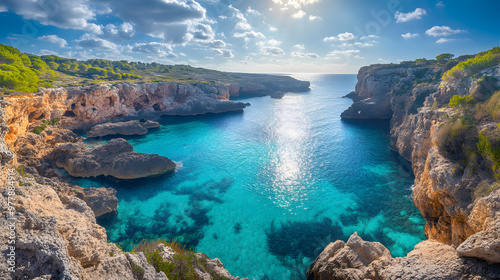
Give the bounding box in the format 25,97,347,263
87,120,159,138
53,138,176,179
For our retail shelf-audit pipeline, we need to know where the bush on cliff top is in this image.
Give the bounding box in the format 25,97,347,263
444,46,500,81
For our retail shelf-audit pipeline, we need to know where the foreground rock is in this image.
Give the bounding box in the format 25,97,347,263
306,232,392,280
87,120,160,138
52,138,176,179
307,233,500,280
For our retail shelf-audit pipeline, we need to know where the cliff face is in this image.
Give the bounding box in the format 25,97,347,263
0,75,309,279
308,62,500,279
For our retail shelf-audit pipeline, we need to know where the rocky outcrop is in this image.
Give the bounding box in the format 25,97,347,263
321,60,500,279
87,120,160,138
228,74,310,97
306,232,392,280
3,77,309,143
85,252,168,280
51,138,176,179
307,233,500,280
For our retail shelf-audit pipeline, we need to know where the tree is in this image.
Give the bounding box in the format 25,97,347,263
436,53,454,65
415,58,429,66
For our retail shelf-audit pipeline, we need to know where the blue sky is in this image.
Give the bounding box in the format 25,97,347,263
0,0,499,73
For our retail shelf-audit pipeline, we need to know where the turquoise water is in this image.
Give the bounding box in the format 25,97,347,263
73,74,425,279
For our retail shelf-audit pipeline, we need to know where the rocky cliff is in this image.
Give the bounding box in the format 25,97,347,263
0,74,309,279
309,57,500,278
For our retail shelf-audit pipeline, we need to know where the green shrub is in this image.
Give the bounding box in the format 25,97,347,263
477,132,500,180
475,90,500,121
444,47,500,80
449,95,474,108
32,124,47,134
130,262,145,280
472,76,499,101
437,120,478,164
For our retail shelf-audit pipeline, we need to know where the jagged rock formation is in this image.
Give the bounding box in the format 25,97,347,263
308,233,500,280
306,232,392,280
51,138,176,179
87,120,160,138
308,60,500,279
3,78,308,144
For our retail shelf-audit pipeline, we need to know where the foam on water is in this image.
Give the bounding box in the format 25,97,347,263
74,74,425,279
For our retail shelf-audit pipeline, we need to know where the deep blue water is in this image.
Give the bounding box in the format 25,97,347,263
72,74,425,280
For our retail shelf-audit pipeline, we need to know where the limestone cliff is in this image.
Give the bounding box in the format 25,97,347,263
309,58,500,278
0,74,310,279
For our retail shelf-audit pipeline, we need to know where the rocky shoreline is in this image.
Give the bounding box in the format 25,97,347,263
308,62,500,278
0,75,308,279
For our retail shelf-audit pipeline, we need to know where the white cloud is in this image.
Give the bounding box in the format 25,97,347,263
234,31,265,41
269,26,278,32
261,47,285,56
436,1,445,8
294,44,305,50
395,8,427,23
291,51,318,58
99,0,205,44
292,10,307,19
38,35,67,47
40,49,60,56
354,55,365,59
75,33,118,50
425,26,465,37
354,42,374,47
327,49,360,56
324,32,355,42
360,35,379,40
214,49,234,58
257,39,282,47
229,5,252,30
246,7,261,16
102,22,135,41
0,0,102,33
436,38,455,44
309,15,322,21
131,42,177,58
272,0,320,10
401,32,419,39
201,39,226,48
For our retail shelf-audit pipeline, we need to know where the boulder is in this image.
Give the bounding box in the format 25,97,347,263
306,232,392,280
87,120,160,138
457,219,500,263
54,138,176,179
308,234,500,280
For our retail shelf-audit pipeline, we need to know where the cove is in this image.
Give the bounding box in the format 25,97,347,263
71,74,425,280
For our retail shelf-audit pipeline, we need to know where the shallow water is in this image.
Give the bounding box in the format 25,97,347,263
72,74,425,280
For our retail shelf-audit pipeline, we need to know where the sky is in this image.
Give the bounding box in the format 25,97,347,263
0,0,499,74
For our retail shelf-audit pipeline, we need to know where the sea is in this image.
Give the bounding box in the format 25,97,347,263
71,74,425,280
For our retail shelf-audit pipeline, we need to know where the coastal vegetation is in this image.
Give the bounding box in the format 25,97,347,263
132,239,230,280
32,118,59,134
437,85,500,183
443,47,500,81
0,44,255,94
